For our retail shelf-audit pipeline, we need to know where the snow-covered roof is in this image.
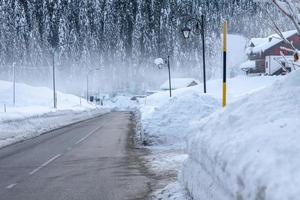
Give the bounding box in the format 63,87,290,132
240,60,256,70
160,78,199,90
246,30,298,55
248,38,269,47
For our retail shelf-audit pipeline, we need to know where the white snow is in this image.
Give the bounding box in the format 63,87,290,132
227,34,248,69
159,78,199,91
0,80,108,148
240,60,256,70
246,30,297,54
103,94,139,111
152,182,190,200
141,86,219,146
137,74,283,199
154,58,165,66
181,70,300,200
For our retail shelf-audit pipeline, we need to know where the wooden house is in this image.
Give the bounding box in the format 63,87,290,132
240,30,300,75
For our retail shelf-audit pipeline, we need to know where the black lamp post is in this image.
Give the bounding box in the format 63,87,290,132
182,15,207,94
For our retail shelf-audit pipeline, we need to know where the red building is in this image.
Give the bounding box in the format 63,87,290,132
241,30,300,75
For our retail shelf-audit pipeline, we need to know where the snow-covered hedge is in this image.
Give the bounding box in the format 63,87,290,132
181,70,300,200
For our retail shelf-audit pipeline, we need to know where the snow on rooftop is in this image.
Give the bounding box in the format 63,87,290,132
246,30,298,54
160,78,199,90
248,37,268,47
240,60,256,70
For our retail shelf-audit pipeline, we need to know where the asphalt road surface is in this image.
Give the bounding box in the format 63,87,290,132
0,112,152,200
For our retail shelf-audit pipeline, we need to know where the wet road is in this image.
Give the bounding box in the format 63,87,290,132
0,112,151,200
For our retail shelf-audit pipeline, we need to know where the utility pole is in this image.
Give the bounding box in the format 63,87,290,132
52,48,57,109
86,75,89,102
13,62,16,106
222,20,228,108
201,15,207,93
167,56,172,98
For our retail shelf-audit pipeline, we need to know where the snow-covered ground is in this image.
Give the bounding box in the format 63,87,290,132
181,71,300,200
103,94,139,111
0,80,109,148
136,75,284,199
140,75,281,147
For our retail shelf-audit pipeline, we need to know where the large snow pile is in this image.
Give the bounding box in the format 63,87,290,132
0,80,92,109
140,86,219,146
139,75,283,199
0,80,107,148
140,75,281,146
181,70,300,200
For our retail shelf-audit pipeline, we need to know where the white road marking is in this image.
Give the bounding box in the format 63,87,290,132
75,126,102,145
6,183,17,189
5,124,103,189
29,154,61,175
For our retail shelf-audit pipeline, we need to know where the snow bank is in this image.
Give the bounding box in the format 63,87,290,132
0,108,108,148
0,80,108,148
0,80,92,108
140,75,281,146
140,86,219,146
181,70,300,200
152,182,190,200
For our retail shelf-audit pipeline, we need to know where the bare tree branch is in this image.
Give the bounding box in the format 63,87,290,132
272,0,300,34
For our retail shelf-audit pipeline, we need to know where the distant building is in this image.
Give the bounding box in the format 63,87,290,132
240,30,300,75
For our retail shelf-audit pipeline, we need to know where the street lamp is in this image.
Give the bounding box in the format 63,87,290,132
182,26,192,39
9,24,26,106
154,56,172,98
86,68,100,102
182,15,207,93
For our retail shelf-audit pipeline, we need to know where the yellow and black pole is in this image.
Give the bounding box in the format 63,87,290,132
222,20,227,108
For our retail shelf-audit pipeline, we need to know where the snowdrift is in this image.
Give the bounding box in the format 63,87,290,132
140,75,280,147
181,70,300,200
0,80,107,148
140,86,219,146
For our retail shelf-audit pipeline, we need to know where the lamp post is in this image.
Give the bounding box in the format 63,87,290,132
10,24,26,106
13,62,16,106
86,68,100,102
52,48,57,109
182,15,207,93
154,57,172,97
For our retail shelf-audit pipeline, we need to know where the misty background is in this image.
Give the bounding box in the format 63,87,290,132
0,0,293,96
